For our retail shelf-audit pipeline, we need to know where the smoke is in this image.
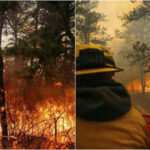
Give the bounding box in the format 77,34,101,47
93,1,149,85
94,1,150,114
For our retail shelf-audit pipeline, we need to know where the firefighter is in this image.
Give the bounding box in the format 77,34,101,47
76,43,149,149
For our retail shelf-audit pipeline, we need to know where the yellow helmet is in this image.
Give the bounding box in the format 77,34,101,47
76,43,123,75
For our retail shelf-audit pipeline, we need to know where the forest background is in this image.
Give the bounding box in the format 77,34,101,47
76,0,150,114
0,1,75,149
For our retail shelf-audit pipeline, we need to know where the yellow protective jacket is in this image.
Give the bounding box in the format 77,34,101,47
77,107,149,149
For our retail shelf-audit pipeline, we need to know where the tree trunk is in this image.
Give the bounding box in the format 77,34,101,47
131,80,134,94
140,65,145,94
140,17,145,94
0,15,8,149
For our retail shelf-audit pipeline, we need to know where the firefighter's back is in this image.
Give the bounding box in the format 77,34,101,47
77,107,149,149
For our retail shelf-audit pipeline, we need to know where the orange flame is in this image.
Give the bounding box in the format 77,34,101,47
0,85,75,149
125,74,150,93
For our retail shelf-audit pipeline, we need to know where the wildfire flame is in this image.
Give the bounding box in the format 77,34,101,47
125,74,150,93
0,84,75,149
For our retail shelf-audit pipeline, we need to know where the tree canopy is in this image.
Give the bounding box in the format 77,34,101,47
76,1,112,45
4,1,75,86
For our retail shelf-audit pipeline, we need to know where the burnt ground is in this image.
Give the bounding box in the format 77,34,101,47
130,93,150,114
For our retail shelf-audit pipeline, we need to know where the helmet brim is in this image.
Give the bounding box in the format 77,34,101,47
76,67,123,75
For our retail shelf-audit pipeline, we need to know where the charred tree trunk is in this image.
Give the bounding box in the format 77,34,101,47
0,15,8,149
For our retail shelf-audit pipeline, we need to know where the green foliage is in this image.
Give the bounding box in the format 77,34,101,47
39,1,75,48
122,1,150,23
119,1,150,67
5,27,66,81
126,41,150,65
76,1,112,45
4,1,74,86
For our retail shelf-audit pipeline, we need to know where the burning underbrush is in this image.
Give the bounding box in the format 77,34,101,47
125,74,150,93
0,84,75,149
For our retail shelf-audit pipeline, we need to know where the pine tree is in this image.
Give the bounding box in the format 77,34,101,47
76,1,112,45
119,1,150,93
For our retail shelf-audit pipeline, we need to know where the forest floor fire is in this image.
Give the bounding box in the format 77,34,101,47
125,74,150,93
125,74,150,114
0,86,75,149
